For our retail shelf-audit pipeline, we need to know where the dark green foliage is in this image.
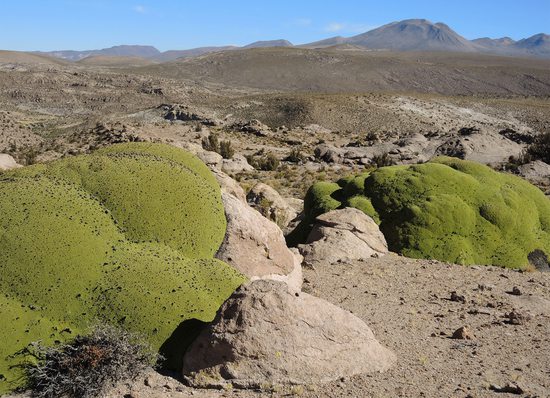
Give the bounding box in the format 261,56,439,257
526,131,550,164
508,132,550,165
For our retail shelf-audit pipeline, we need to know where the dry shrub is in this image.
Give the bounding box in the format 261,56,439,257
23,324,159,398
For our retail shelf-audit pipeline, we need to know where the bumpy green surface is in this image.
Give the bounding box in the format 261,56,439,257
0,143,245,394
291,157,550,269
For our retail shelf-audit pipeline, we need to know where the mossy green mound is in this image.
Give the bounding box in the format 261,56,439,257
290,157,550,269
0,143,245,394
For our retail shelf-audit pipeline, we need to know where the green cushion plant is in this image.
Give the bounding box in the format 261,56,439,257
0,143,245,394
289,157,550,269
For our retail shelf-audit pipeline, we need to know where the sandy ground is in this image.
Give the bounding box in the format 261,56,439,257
81,254,550,398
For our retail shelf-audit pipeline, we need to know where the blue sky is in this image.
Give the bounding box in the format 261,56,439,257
1,0,549,51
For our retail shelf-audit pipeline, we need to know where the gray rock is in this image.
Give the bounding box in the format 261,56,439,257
239,119,271,137
196,150,223,169
183,280,395,388
314,144,342,163
299,208,388,265
247,183,299,229
0,154,22,170
216,193,302,292
211,169,247,203
518,160,550,181
222,154,254,174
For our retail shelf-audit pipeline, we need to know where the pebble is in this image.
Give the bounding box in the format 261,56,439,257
489,382,525,394
451,326,474,340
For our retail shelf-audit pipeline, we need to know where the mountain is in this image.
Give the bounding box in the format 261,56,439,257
301,20,550,58
244,40,293,48
472,37,516,49
38,45,160,61
314,19,480,52
473,34,550,58
154,46,238,62
34,20,550,62
299,36,347,49
514,34,550,56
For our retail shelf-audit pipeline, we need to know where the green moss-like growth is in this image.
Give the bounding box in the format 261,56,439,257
292,157,550,268
286,173,378,246
0,143,245,394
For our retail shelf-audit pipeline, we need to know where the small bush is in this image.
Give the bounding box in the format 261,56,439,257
285,148,306,164
508,132,550,166
247,152,280,171
370,152,395,168
202,133,234,159
365,132,379,142
201,133,219,153
23,325,159,398
219,140,234,159
526,132,550,164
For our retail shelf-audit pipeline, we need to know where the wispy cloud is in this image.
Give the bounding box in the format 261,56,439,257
133,5,146,14
325,22,345,32
324,22,377,34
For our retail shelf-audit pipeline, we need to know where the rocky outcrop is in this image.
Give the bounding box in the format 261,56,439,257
247,183,299,229
518,160,550,182
235,119,271,137
314,144,343,163
0,154,21,170
196,150,223,169
435,130,523,164
216,192,302,292
163,104,217,126
183,280,395,388
221,154,254,174
211,168,247,202
299,208,388,265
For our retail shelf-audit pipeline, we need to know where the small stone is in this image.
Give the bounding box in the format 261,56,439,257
489,382,524,394
508,286,522,296
451,326,474,340
477,283,494,291
450,291,466,303
504,310,531,325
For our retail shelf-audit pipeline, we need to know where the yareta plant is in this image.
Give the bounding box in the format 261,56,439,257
0,143,246,394
288,156,550,269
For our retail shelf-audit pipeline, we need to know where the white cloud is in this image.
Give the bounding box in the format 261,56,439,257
133,5,146,14
325,22,345,32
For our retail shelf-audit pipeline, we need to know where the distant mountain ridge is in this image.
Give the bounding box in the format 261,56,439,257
36,19,550,61
244,40,293,48
38,45,161,61
344,19,479,52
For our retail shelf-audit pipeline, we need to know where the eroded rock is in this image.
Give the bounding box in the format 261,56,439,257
247,182,299,229
216,193,302,291
0,154,22,171
299,208,388,265
183,280,395,388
